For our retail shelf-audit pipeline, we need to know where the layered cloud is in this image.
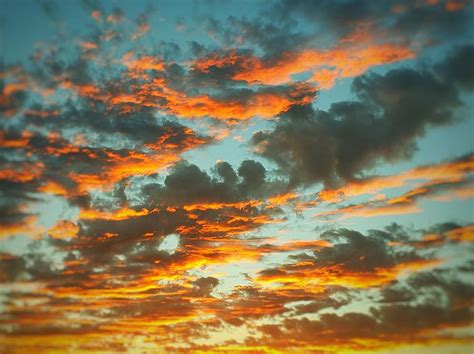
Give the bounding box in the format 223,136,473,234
251,45,474,186
1,1,473,353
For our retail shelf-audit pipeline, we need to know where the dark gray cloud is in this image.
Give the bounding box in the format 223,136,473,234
251,46,474,187
0,194,34,230
203,15,310,56
437,44,474,90
273,302,469,343
0,105,212,223
0,65,29,117
293,291,351,315
140,159,287,207
259,226,423,284
272,0,473,42
310,228,419,271
251,266,474,347
191,277,219,297
202,0,457,56
25,103,211,149
0,151,42,230
45,159,288,281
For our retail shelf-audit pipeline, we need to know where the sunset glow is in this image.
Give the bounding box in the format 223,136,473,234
1,0,473,353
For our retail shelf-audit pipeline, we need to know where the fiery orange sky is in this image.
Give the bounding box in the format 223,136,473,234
0,0,473,353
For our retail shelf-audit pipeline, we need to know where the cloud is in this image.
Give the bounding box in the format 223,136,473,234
131,13,151,40
315,176,474,220
272,0,473,43
191,34,414,89
255,227,439,289
246,266,474,351
437,44,474,90
106,79,317,121
392,223,474,248
251,47,473,186
317,153,474,203
0,1,473,352
0,65,30,117
139,159,290,208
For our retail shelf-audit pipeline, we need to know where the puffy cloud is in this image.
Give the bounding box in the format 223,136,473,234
139,159,289,208
251,47,473,186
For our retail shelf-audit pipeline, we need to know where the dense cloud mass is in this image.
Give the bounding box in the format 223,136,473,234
0,0,473,353
273,0,473,41
251,45,474,186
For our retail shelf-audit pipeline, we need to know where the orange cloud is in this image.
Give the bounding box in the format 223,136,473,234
91,10,101,21
48,220,80,239
193,35,415,89
315,180,472,220
96,151,179,185
80,41,98,50
190,214,284,236
166,236,332,274
67,70,315,121
64,153,178,193
79,207,155,221
0,131,32,148
266,192,298,209
447,224,474,242
399,224,474,248
60,80,102,99
41,131,207,195
260,239,332,253
157,82,316,121
123,52,165,72
0,162,43,183
0,78,29,116
256,258,441,289
318,202,422,219
37,180,69,197
182,200,262,212
131,22,151,40
445,0,467,11
0,215,42,240
318,154,474,203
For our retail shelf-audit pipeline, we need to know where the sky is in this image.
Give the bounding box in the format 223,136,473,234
0,0,473,353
